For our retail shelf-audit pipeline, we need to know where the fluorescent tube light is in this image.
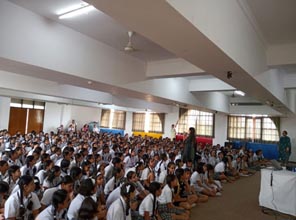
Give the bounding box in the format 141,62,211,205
234,90,245,96
59,4,95,19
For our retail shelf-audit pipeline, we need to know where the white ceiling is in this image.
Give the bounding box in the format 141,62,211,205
246,0,296,45
9,0,176,62
2,0,296,116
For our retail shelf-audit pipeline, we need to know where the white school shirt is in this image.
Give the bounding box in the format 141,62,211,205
190,171,201,186
4,191,41,220
36,205,67,220
106,186,121,208
157,184,172,204
214,162,225,173
35,169,46,185
41,186,59,206
140,167,151,181
158,170,167,184
139,193,154,216
107,196,131,220
3,176,18,194
104,176,117,196
67,193,97,220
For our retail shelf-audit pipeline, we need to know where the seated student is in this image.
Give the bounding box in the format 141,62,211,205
157,174,189,220
107,182,137,220
205,164,222,193
67,178,97,220
126,171,148,200
191,163,216,197
240,154,256,175
104,167,124,199
154,153,168,182
214,157,233,183
253,149,268,167
140,158,156,190
225,155,240,180
174,168,198,210
4,165,21,194
78,197,103,220
104,157,122,183
0,181,9,216
95,172,106,206
43,166,62,190
5,175,41,220
41,175,74,209
0,160,9,181
36,189,70,220
35,160,53,186
158,161,176,186
139,182,162,220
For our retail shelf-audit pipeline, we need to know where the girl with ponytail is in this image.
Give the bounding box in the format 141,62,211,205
139,181,162,220
4,165,21,194
36,189,70,220
4,175,41,220
43,166,61,190
107,182,136,220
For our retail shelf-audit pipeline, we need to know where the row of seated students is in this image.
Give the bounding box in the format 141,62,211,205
0,128,262,220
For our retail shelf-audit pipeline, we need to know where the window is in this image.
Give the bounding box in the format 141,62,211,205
149,113,164,133
262,118,279,142
132,113,145,132
112,110,126,130
100,109,126,129
100,109,110,128
178,109,214,137
10,99,45,109
245,118,261,141
132,112,165,133
227,116,280,142
228,116,245,139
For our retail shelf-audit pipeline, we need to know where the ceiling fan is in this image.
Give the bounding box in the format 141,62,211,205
124,31,138,52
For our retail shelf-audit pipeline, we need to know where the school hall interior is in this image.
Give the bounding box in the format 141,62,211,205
0,0,296,161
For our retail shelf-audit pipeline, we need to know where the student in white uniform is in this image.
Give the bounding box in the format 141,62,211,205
157,174,189,220
3,165,21,194
139,182,162,220
41,175,74,208
36,189,70,220
35,160,53,186
0,181,9,216
107,182,136,220
67,178,97,220
77,197,99,220
4,175,41,220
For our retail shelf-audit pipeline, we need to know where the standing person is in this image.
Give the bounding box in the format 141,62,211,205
279,130,291,166
171,124,177,141
182,127,197,169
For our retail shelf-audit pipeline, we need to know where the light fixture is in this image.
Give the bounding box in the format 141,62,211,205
59,4,95,19
234,90,245,96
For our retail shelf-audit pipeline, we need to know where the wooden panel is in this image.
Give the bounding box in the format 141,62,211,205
28,109,44,133
8,107,27,134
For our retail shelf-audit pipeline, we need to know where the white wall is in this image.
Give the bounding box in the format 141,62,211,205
125,112,133,136
70,105,101,129
213,112,228,145
0,96,10,130
43,102,101,133
43,102,66,132
281,117,296,162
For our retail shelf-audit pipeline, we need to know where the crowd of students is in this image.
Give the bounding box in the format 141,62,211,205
0,124,265,220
